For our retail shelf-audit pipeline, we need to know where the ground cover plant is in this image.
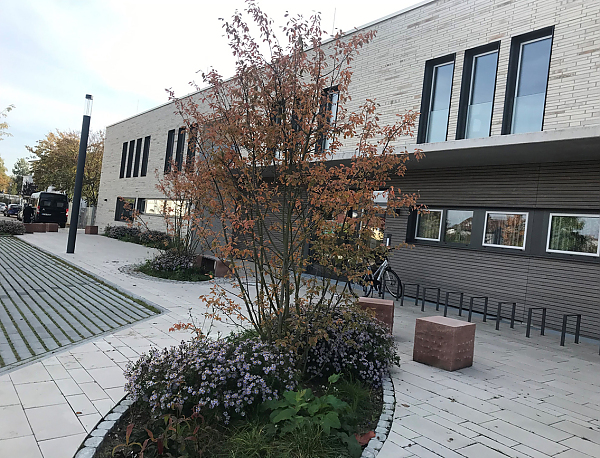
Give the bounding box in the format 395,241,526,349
104,224,171,250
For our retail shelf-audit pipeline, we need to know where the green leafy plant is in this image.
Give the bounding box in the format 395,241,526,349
112,423,149,457
262,374,362,457
144,409,210,457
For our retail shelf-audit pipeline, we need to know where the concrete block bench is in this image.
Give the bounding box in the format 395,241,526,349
24,223,47,233
413,316,476,371
358,297,394,332
194,255,230,277
46,223,59,232
85,225,98,234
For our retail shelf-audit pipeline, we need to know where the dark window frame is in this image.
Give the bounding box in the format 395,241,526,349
119,142,127,178
140,136,151,177
164,129,176,173
126,140,135,178
175,127,186,171
316,85,340,153
133,138,142,177
417,53,456,144
501,26,555,135
456,42,500,140
114,197,136,222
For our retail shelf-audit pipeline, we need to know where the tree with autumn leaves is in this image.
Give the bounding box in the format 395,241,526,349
27,130,104,206
163,2,420,351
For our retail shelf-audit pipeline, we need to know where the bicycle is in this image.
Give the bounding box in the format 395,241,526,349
348,258,403,299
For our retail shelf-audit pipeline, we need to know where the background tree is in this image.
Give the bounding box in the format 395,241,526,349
28,130,104,205
162,1,420,357
0,156,9,192
0,105,15,141
10,157,30,195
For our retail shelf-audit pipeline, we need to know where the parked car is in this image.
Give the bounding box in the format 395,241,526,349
29,192,69,228
4,204,21,217
0,202,6,213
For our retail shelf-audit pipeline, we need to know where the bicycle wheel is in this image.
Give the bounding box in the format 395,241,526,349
348,274,373,297
383,268,402,299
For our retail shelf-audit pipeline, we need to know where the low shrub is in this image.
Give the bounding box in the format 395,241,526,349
283,306,400,387
104,224,141,240
138,229,171,247
0,220,25,235
150,250,195,272
124,335,297,424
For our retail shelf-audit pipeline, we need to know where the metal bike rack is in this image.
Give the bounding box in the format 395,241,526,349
420,286,441,312
526,307,547,338
400,283,420,307
560,314,582,346
444,291,464,317
496,302,517,330
468,296,488,323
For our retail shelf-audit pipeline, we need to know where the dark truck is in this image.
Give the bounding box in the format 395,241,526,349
29,192,69,228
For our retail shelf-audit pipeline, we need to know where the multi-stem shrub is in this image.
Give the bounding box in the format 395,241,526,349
282,306,400,387
124,335,297,424
0,220,25,235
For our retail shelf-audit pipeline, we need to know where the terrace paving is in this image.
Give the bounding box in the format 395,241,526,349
0,229,598,457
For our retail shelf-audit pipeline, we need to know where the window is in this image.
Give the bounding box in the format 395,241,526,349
503,28,553,134
133,138,142,177
318,87,339,152
142,198,185,217
119,143,127,178
186,124,198,170
126,140,135,178
483,211,528,249
445,210,473,244
547,214,600,256
140,136,151,177
115,197,135,221
175,127,186,171
418,55,455,144
457,44,499,139
415,209,443,241
164,129,176,173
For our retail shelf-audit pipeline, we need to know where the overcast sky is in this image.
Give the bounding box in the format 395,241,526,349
0,0,423,172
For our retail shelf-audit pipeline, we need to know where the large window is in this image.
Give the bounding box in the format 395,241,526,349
457,45,499,139
115,197,135,222
503,28,553,134
426,63,454,142
140,136,151,177
318,87,339,152
483,211,528,249
445,210,473,244
547,214,600,256
415,210,443,241
164,129,176,173
119,143,127,179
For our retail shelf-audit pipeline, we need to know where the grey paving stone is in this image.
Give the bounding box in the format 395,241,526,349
74,447,96,458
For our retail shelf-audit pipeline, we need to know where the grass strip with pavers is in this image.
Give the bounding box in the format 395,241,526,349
0,236,161,372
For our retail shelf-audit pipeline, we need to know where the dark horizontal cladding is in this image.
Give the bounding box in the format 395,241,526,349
389,160,600,209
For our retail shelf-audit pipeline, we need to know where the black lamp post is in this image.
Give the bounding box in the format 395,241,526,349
67,94,93,254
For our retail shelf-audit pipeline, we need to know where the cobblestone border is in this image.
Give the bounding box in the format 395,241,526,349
362,371,395,458
74,396,134,458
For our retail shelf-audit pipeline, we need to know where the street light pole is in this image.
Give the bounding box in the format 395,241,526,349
67,94,93,254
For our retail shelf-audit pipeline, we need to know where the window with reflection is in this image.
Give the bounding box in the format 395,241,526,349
547,214,600,256
415,210,443,241
426,62,454,142
465,51,498,138
445,210,473,244
483,212,528,249
508,34,553,134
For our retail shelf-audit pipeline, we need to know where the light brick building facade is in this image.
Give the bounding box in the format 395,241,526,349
97,0,600,338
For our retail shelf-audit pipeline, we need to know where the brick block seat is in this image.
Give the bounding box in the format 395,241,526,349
413,316,476,371
46,223,59,232
85,225,98,234
358,297,394,332
24,223,35,234
194,255,231,277
29,223,47,233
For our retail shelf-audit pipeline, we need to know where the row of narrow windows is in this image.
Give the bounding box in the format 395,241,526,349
418,26,554,143
119,136,150,178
